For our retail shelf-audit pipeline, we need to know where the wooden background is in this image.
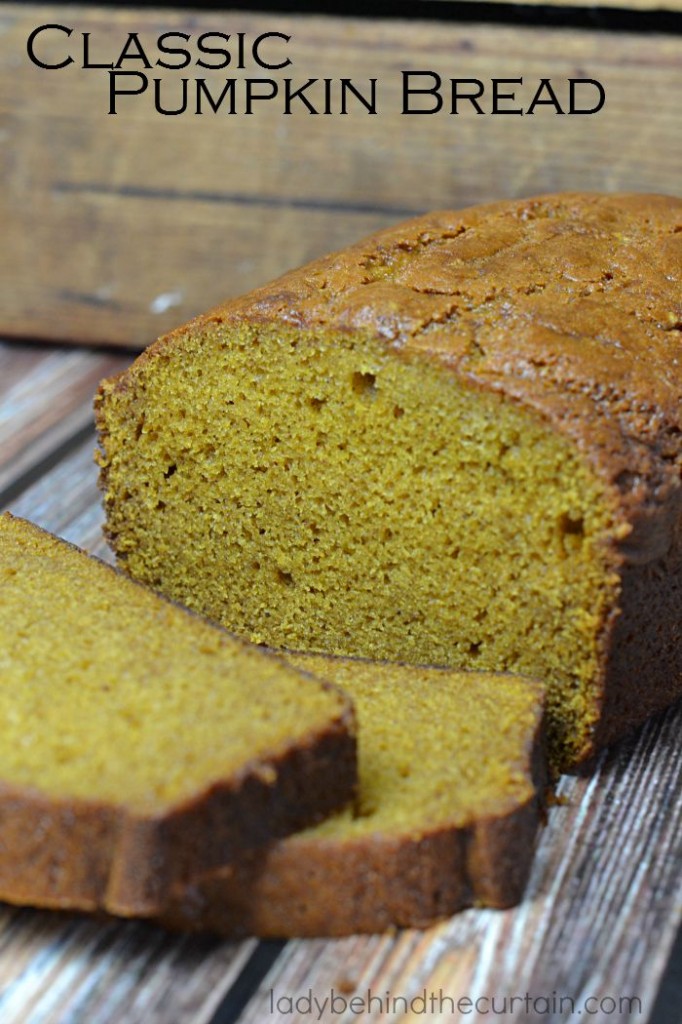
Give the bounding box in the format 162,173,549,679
0,3,680,347
1,2,681,1021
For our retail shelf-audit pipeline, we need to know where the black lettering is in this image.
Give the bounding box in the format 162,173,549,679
154,77,188,115
108,71,148,114
340,78,377,114
491,78,523,114
115,33,152,69
196,32,231,70
284,78,318,114
569,78,605,114
235,32,248,69
402,71,442,114
27,23,73,70
527,78,564,114
245,79,278,113
323,79,333,115
157,32,191,70
196,78,237,114
450,79,485,114
83,31,113,69
253,32,291,70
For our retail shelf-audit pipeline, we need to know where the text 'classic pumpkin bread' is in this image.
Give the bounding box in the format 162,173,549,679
161,652,547,937
95,192,682,771
0,513,356,917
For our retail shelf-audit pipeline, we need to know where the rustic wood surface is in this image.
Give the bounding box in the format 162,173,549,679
1,4,680,347
0,345,129,498
0,337,680,1023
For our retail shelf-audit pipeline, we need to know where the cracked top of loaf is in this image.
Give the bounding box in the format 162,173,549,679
135,192,682,562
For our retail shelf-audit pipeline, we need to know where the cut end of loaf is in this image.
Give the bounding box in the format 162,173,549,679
96,321,620,770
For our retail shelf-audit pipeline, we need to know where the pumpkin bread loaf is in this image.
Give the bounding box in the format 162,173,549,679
161,652,547,937
0,513,356,917
95,192,682,771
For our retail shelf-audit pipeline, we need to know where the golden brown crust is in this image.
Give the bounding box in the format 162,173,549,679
0,513,357,917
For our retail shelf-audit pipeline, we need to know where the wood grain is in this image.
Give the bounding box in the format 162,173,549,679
0,342,130,499
1,4,680,347
0,911,256,1024
1,344,680,1023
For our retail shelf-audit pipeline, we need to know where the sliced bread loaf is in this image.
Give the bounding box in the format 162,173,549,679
0,514,356,917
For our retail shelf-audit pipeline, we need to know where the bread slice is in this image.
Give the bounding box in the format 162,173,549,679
0,513,356,917
161,652,546,937
95,193,682,770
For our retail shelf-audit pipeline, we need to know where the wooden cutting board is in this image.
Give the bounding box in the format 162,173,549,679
1,3,680,347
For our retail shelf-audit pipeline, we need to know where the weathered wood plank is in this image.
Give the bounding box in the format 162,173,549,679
0,910,256,1024
4,422,681,1024
1,4,680,346
0,429,112,551
0,342,131,497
